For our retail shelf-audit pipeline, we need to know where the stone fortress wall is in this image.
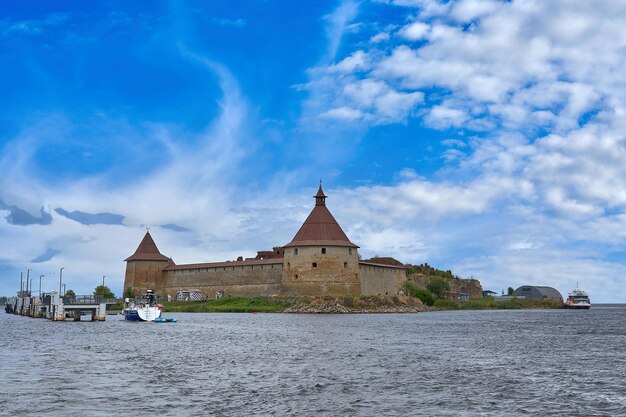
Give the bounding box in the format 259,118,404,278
125,254,405,299
163,260,283,298
359,262,407,296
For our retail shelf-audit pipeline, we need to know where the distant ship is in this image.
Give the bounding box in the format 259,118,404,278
565,287,591,309
123,289,163,321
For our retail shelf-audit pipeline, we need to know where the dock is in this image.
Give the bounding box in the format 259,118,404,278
4,290,116,321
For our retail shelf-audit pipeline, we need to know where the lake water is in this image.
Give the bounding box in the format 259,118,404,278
1,305,625,416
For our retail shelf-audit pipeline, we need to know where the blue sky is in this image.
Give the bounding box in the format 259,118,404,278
2,0,626,302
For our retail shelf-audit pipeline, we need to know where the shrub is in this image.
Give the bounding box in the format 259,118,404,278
402,282,435,306
433,299,460,310
426,277,450,299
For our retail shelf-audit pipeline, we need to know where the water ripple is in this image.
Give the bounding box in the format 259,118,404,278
1,306,625,416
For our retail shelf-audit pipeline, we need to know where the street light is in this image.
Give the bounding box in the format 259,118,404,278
59,267,64,294
26,269,31,293
39,275,44,296
62,283,66,297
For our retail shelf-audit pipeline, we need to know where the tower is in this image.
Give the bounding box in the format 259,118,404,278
123,231,172,296
282,182,361,295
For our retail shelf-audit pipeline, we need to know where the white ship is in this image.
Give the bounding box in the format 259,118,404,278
123,289,163,321
565,287,591,309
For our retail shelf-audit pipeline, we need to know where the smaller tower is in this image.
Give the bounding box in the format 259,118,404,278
123,231,172,295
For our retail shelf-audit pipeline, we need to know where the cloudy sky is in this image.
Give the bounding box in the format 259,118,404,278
2,0,626,302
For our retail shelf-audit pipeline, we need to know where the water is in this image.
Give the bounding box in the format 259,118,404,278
1,306,625,416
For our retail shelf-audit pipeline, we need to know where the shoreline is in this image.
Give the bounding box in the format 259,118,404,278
144,295,564,314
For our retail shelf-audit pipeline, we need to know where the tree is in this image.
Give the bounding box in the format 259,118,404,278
123,287,135,299
93,285,115,300
507,287,514,296
65,289,76,299
402,282,435,306
426,277,450,299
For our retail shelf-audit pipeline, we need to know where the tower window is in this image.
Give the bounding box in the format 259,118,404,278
294,274,298,279
312,262,317,268
294,248,298,255
349,248,352,255
321,248,326,254
287,262,291,269
344,262,348,268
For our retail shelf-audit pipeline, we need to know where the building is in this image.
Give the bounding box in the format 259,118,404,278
512,286,563,302
123,183,407,298
483,290,497,297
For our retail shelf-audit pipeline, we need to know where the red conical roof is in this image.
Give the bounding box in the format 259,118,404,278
284,184,358,248
124,231,171,262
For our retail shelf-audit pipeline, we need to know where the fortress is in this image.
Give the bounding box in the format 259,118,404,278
123,184,407,298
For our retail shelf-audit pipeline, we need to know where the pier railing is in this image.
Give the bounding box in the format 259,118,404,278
63,295,116,305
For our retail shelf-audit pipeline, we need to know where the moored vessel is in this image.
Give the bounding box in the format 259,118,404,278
123,289,163,321
565,287,591,309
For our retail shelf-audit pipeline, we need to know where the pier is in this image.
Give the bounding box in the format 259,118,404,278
4,291,116,321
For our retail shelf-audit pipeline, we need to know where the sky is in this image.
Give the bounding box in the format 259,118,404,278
1,0,626,302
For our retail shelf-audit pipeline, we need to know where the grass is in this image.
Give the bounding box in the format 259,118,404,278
434,296,564,311
160,297,289,313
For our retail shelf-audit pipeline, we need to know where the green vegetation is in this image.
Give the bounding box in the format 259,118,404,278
93,285,115,299
123,287,135,299
0,296,7,305
64,289,76,299
401,282,435,306
406,263,456,279
434,296,563,311
507,287,514,296
162,297,288,313
433,299,460,310
426,277,450,299
108,303,123,311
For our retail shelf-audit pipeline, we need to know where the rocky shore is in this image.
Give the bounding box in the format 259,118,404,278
282,295,434,314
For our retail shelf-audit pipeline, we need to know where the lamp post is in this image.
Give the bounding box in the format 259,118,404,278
62,283,66,297
39,275,44,296
59,267,64,295
26,269,31,293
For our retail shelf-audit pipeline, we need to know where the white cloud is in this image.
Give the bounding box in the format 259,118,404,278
400,21,429,40
370,32,390,43
425,104,467,129
327,50,369,73
450,0,501,22
320,106,363,121
323,0,360,61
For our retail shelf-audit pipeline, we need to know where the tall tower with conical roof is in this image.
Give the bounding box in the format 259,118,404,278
123,231,172,295
282,182,361,295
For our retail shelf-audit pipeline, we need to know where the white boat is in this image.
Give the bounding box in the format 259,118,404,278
123,290,163,321
565,287,591,309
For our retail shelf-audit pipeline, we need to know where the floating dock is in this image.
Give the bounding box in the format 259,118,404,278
4,290,115,321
